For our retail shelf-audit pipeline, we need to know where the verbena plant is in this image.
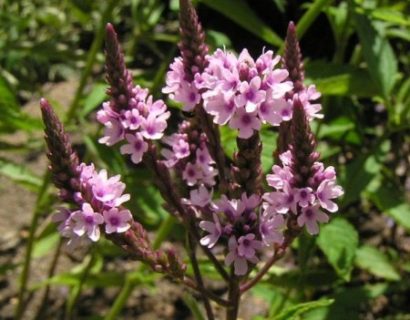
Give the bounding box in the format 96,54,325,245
27,0,405,319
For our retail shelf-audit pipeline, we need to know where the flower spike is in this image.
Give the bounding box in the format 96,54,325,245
283,21,304,94
105,23,134,112
40,98,79,202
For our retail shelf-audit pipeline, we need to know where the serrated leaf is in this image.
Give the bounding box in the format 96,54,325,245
273,299,334,320
317,218,359,281
200,0,283,47
354,12,398,97
0,157,42,191
355,245,400,281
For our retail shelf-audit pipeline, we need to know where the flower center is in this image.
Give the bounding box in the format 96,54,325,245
85,215,94,225
110,216,120,226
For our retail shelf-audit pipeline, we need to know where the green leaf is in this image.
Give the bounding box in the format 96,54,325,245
80,83,107,117
273,299,334,320
317,218,359,281
340,141,389,208
182,293,206,320
354,12,398,97
33,232,59,258
366,178,410,231
355,245,400,281
200,0,283,47
0,157,42,191
305,61,378,97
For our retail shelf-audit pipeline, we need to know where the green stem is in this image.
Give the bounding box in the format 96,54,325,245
65,251,97,320
104,215,176,320
226,270,240,320
34,239,63,320
64,0,116,123
104,276,136,320
296,0,334,39
15,172,51,320
187,234,214,320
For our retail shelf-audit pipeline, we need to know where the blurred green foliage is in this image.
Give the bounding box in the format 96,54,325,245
0,0,409,319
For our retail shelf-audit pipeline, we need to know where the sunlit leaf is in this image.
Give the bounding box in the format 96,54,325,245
354,12,398,97
355,245,400,281
0,157,42,191
317,218,359,281
273,299,334,320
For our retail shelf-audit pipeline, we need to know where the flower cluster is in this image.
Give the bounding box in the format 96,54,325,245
197,193,265,275
53,163,132,247
263,151,344,235
162,121,217,199
98,85,170,164
164,49,296,138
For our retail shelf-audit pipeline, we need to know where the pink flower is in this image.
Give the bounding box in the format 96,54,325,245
212,195,240,221
229,108,261,139
259,211,285,245
103,208,132,234
196,147,214,167
98,120,124,146
161,133,190,167
316,180,344,212
182,162,203,186
266,165,293,189
122,109,142,130
225,235,260,276
297,205,329,235
187,185,212,207
199,213,222,248
140,112,169,140
299,85,323,120
234,77,266,112
120,133,148,164
257,98,284,126
52,207,72,236
277,99,293,121
162,57,185,95
173,82,201,111
297,187,315,207
237,233,262,260
72,203,104,241
203,91,236,125
96,102,119,124
91,169,130,207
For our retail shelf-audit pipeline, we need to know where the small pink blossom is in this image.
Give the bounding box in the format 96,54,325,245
91,169,130,207
188,185,212,207
122,109,142,130
98,120,124,146
103,208,132,234
234,77,266,112
260,211,285,245
72,203,104,241
182,162,203,186
316,180,344,212
140,112,169,140
266,165,293,189
297,187,315,207
199,213,222,248
297,205,329,235
120,133,148,164
229,108,261,139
